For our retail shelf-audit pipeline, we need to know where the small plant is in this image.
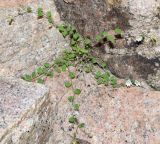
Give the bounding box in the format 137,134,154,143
67,93,85,144
22,62,54,83
74,89,81,95
27,7,32,13
47,11,53,24
37,7,43,18
115,27,123,38
64,81,72,88
69,72,76,79
107,35,116,45
94,71,117,87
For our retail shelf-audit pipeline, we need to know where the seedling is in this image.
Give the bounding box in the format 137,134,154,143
107,35,116,47
69,72,76,79
115,28,123,38
37,7,43,18
74,89,81,95
47,11,53,24
64,81,72,88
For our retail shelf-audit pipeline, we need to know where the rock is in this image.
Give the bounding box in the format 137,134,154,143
54,0,160,90
46,71,160,144
0,76,50,144
102,45,160,90
55,0,160,41
0,0,70,78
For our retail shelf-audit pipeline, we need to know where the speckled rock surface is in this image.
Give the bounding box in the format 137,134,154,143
46,70,160,144
0,0,160,144
55,0,160,41
0,76,50,144
55,0,160,90
0,0,69,78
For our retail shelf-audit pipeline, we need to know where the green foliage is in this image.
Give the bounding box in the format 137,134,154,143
22,23,122,144
61,65,67,72
115,28,123,35
96,35,102,42
73,104,80,111
69,116,77,124
95,71,117,87
95,71,102,79
73,33,80,41
44,63,50,68
78,123,85,128
74,89,81,95
37,7,43,18
102,31,108,37
64,81,72,88
107,35,116,44
37,78,45,84
68,96,75,103
69,72,76,79
22,74,32,82
47,11,53,24
27,7,32,13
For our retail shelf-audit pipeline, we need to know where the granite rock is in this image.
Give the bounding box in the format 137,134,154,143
0,76,50,144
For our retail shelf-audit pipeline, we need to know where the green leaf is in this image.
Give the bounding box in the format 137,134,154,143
91,57,98,64
100,62,107,68
69,116,77,124
31,72,37,79
61,65,67,72
37,7,43,18
47,11,53,24
22,74,32,82
37,67,44,75
58,25,65,33
62,30,69,38
84,38,91,46
46,71,54,78
96,35,101,41
71,40,76,46
110,77,117,88
97,79,103,85
44,63,50,68
68,96,75,103
73,104,80,111
69,72,76,79
95,71,102,79
115,28,122,35
37,78,45,84
107,35,115,44
102,31,108,37
64,81,72,88
78,123,85,128
74,89,81,95
73,33,80,41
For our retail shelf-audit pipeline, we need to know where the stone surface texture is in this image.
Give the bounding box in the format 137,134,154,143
0,76,50,144
55,0,160,90
0,0,160,144
0,0,69,78
46,70,160,144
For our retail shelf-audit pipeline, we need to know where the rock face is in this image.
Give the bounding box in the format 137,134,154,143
55,0,160,90
46,71,160,144
0,76,50,144
55,0,160,40
0,0,69,78
0,0,160,144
